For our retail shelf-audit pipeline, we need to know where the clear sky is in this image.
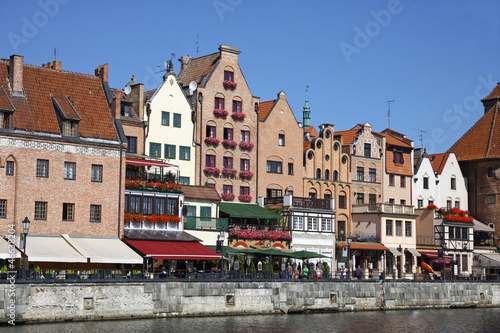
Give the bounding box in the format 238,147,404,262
2,0,499,154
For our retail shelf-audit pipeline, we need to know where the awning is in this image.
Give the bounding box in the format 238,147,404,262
126,157,178,168
405,248,421,257
472,219,495,232
418,250,452,261
337,242,388,251
62,235,143,264
0,237,21,259
474,253,500,267
387,247,403,256
219,202,283,219
125,239,222,260
24,235,87,263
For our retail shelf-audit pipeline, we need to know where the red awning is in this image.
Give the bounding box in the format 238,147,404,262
419,250,452,261
125,239,221,260
432,258,452,265
126,157,178,168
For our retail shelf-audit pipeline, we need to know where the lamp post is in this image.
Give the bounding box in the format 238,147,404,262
21,216,30,280
347,237,352,280
441,242,447,281
397,244,403,279
218,228,226,279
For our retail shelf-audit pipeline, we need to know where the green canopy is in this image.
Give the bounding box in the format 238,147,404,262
292,250,330,259
206,246,327,259
219,203,283,219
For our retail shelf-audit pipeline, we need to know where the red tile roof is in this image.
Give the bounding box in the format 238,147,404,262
258,100,275,121
334,128,361,146
178,53,220,87
429,153,449,175
482,81,500,101
304,126,318,139
448,104,500,160
303,141,311,150
0,59,118,141
181,185,221,201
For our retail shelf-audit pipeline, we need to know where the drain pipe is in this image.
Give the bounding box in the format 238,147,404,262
198,93,204,185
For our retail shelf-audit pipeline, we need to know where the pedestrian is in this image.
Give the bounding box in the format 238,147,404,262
338,265,345,279
293,268,299,279
302,266,309,279
356,265,363,280
286,263,292,279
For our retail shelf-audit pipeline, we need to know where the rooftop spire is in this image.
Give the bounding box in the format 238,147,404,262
303,86,310,131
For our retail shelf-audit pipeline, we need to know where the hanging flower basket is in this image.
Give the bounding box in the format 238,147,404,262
239,141,254,149
442,207,473,222
231,112,246,120
204,137,220,145
222,139,238,148
238,194,253,202
125,214,181,223
426,204,437,210
203,167,220,175
239,170,254,179
222,168,237,176
223,80,237,88
221,192,235,201
213,109,228,117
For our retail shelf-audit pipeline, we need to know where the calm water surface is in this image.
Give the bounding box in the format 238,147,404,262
4,308,500,333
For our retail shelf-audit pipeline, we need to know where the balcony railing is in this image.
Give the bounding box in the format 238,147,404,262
184,217,229,229
292,197,331,210
264,197,284,206
352,203,414,215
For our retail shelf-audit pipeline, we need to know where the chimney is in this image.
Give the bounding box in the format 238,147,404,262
9,54,24,93
179,56,192,73
42,60,61,70
95,63,109,82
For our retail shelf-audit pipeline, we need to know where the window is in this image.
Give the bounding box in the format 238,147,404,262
455,200,460,209
206,125,216,138
35,201,47,220
90,205,101,223
451,177,456,190
0,112,12,129
186,206,196,217
400,176,406,188
232,100,242,113
339,195,346,209
428,199,434,206
309,192,316,199
324,193,331,200
389,198,395,204
240,186,249,195
449,226,455,239
223,185,233,194
386,220,393,236
167,198,179,216
267,161,282,174
173,113,181,128
6,161,14,175
142,197,153,215
179,176,190,185
462,254,468,272
129,195,141,214
150,142,161,158
488,167,493,178
405,221,412,237
278,134,285,146
155,197,165,215
357,167,364,181
223,128,233,140
240,159,249,171
0,199,6,218
418,199,423,208
462,227,468,240
126,136,137,153
200,207,211,219
223,156,233,169
400,199,406,205
288,162,294,175
369,194,376,204
316,168,321,179
324,169,330,180
396,220,402,236
241,130,250,142
423,177,429,189
64,162,76,180
165,144,176,159
394,151,404,164
307,217,318,231
162,111,170,126
356,193,364,204
293,216,304,230
267,189,282,198
206,155,216,167
179,146,190,161
63,121,77,137
487,195,496,204
369,168,376,182
446,200,452,210
389,174,395,186
36,159,49,178
224,70,234,81
322,218,332,232
333,170,338,181
364,143,371,157
121,102,131,117
215,97,224,110
91,164,102,182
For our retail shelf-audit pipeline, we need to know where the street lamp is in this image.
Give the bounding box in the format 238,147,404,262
441,242,447,281
21,216,30,280
347,237,352,280
218,228,226,279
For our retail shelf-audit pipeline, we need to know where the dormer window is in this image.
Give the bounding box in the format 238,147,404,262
121,102,132,117
0,111,12,129
394,150,404,164
63,121,77,137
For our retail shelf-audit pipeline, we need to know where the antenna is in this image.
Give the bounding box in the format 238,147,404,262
195,34,199,57
385,100,395,128
413,128,427,148
54,48,57,61
155,53,176,74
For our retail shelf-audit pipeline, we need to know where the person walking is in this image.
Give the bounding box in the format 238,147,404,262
302,266,309,279
356,265,363,280
286,263,292,279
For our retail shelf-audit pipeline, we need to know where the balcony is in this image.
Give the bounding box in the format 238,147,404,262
184,216,229,229
352,203,415,215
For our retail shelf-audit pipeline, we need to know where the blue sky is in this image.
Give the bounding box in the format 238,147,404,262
1,0,499,154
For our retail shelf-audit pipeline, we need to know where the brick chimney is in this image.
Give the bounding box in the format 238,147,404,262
95,63,109,82
179,56,192,73
9,54,24,93
42,60,61,70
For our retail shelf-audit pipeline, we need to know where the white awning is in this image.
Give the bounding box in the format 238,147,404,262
62,235,143,264
0,237,21,259
474,253,500,267
24,235,87,263
405,248,421,257
387,247,403,256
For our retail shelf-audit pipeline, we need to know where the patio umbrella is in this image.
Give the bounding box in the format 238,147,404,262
292,250,330,260
422,262,434,273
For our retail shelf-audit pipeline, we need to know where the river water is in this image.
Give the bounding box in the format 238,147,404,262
4,307,500,332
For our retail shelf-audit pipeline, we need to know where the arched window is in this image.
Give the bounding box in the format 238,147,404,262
333,170,338,181
324,169,330,180
316,168,321,179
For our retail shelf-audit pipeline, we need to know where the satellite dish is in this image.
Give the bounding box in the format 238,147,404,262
124,85,131,95
189,81,198,91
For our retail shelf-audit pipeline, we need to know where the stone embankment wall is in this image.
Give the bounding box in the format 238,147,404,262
2,281,500,323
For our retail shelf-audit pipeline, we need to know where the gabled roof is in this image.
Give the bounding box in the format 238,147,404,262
0,59,118,141
304,126,318,139
178,53,220,87
378,131,413,148
429,152,450,175
448,104,500,160
481,81,500,101
334,128,361,146
181,185,221,201
258,100,275,121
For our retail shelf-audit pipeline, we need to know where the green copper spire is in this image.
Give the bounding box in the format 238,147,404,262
303,86,310,131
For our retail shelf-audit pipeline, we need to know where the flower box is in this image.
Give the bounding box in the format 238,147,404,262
222,168,237,176
238,194,253,202
239,141,254,149
239,170,254,179
223,80,237,88
204,137,221,145
231,112,246,120
222,140,238,148
125,213,181,224
204,167,220,175
221,192,235,201
229,226,292,240
213,109,228,117
125,180,182,192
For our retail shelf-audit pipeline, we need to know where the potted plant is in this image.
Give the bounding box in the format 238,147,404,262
90,269,99,279
114,270,122,279
0,265,7,279
66,270,77,279
132,269,142,279
44,269,55,279
34,266,41,279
